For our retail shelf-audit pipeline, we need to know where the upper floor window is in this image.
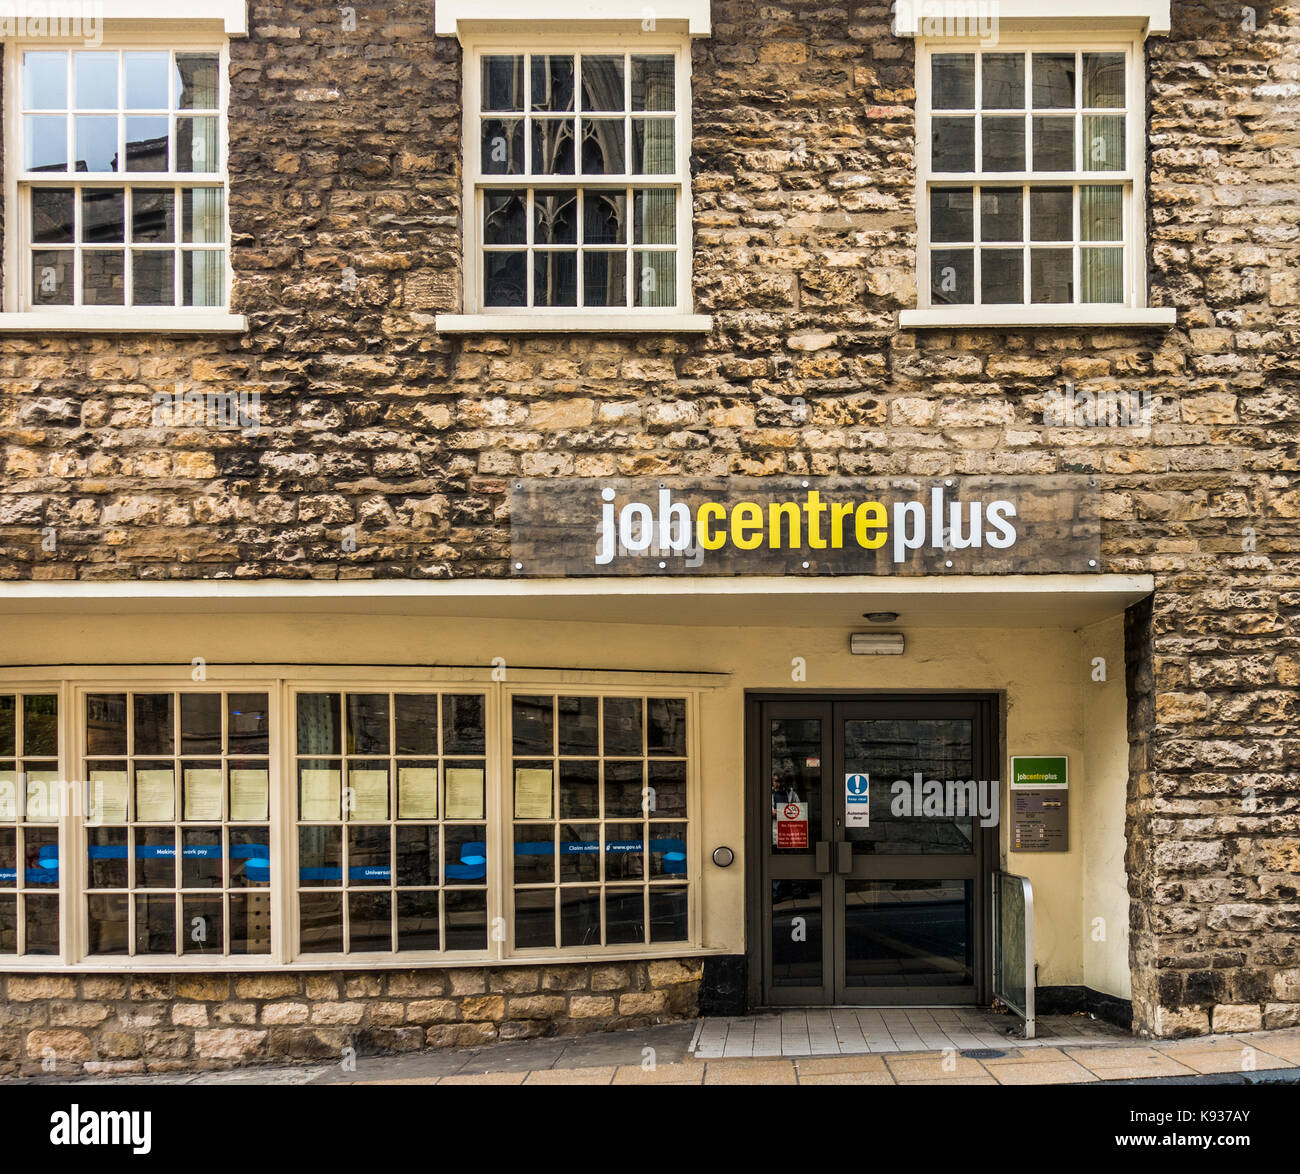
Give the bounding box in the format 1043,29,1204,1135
466,43,692,316
11,43,228,313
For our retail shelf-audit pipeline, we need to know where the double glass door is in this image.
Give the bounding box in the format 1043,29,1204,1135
755,696,997,1006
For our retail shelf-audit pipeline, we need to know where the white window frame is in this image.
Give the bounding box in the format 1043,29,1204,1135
904,29,1176,329
0,27,246,333
436,30,711,334
0,670,704,971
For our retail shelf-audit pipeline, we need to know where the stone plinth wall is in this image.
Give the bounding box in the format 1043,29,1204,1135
0,960,703,1077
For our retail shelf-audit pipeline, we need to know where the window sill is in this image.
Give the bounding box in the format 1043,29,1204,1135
0,311,249,335
435,312,713,335
899,306,1177,330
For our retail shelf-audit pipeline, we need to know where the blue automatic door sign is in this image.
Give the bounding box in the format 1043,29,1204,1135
845,773,870,828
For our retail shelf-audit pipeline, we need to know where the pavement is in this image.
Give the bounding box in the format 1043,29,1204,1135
11,1013,1300,1087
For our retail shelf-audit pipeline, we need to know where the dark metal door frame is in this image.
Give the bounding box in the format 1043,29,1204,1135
746,691,1002,1010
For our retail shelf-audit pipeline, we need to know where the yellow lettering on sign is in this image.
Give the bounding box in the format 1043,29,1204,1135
731,502,764,550
854,501,888,549
697,503,727,550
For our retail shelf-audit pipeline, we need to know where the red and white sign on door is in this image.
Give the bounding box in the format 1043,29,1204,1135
776,801,809,849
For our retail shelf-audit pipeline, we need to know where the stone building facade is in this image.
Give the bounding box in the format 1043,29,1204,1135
0,0,1296,1075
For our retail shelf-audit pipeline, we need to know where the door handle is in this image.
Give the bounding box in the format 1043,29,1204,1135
836,841,853,874
815,841,830,874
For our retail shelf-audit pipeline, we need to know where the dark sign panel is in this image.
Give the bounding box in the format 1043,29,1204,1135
509,476,1100,576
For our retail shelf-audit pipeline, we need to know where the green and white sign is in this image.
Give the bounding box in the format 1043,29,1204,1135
1010,756,1068,852
1010,756,1068,788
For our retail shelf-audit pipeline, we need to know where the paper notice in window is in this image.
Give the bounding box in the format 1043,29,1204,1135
398,767,438,820
445,767,485,820
0,771,18,820
24,770,61,821
183,768,223,821
135,769,175,822
514,767,553,820
229,768,269,822
88,769,129,823
348,769,389,822
300,768,340,821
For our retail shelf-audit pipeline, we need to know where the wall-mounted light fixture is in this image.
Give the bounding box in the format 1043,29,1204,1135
850,632,905,655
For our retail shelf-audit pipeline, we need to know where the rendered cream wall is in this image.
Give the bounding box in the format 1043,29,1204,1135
2,608,1130,995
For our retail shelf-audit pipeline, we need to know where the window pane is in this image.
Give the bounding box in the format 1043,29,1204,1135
397,890,439,950
137,826,176,886
25,116,68,172
931,249,973,304
298,694,340,755
532,118,575,174
483,189,526,244
347,825,391,885
1031,248,1074,303
184,185,227,243
931,188,973,242
584,190,626,244
24,894,59,954
76,115,119,172
650,823,687,878
1083,114,1125,170
1082,247,1124,303
133,693,173,755
932,117,974,171
25,52,67,110
88,827,128,888
75,52,118,109
135,893,175,953
182,828,222,888
512,695,553,756
531,54,574,112
229,893,271,954
559,760,599,819
982,53,1025,108
514,824,554,883
82,189,124,243
648,760,686,817
396,824,438,886
514,888,554,947
981,248,1023,303
125,115,169,171
299,825,341,885
1033,53,1076,108
605,761,644,818
605,886,644,944
1032,116,1075,171
444,890,487,950
183,250,223,305
583,251,626,307
557,697,599,756
581,55,624,111
32,189,74,243
126,52,169,109
132,251,174,306
486,250,525,308
229,825,270,886
980,188,1022,241
581,119,625,174
536,189,578,244
647,699,686,756
605,826,644,883
633,119,674,174
481,117,524,174
182,894,222,953
1030,187,1073,241
1084,53,1125,108
132,188,175,242
604,697,643,756
298,891,343,952
349,891,391,951
560,886,601,946
346,694,389,755
0,897,13,954
649,885,688,942
87,694,128,755
981,118,1024,171
482,55,524,111
1082,185,1123,241
87,893,129,954
81,250,123,305
178,115,217,172
560,824,600,881
634,188,675,245
444,826,487,885
632,55,674,111
394,694,438,756
180,693,221,754
635,251,675,308
23,695,58,757
0,698,11,757
932,54,974,109
534,251,577,307
227,693,268,755
177,53,220,110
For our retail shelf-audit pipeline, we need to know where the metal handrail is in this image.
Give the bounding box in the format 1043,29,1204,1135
992,870,1035,1039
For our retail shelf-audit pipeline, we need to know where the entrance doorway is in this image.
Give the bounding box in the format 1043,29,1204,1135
747,695,999,1007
